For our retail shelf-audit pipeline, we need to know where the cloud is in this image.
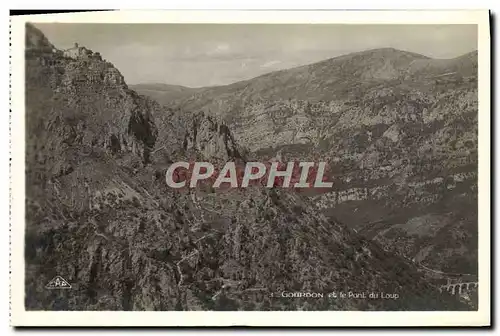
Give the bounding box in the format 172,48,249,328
261,60,282,68
211,43,230,53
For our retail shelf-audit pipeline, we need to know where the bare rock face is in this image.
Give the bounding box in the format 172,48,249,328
25,25,469,311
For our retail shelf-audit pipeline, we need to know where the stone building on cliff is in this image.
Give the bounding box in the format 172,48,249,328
63,42,91,59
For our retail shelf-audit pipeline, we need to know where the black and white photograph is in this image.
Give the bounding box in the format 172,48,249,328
9,10,491,327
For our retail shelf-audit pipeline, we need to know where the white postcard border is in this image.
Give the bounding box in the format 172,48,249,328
10,10,491,327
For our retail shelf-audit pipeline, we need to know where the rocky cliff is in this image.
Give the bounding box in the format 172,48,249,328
25,23,469,311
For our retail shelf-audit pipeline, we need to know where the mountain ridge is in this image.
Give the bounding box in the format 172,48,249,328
135,47,477,114
132,48,477,106
138,41,478,281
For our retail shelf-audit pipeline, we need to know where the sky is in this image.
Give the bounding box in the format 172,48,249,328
34,23,478,88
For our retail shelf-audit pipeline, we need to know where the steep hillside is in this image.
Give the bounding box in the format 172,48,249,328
25,23,469,311
151,48,479,277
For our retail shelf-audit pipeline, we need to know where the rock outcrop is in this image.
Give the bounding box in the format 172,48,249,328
182,112,243,162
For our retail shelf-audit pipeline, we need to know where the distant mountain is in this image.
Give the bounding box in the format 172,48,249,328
131,83,201,106
144,47,479,281
25,23,469,311
407,51,478,79
132,83,192,91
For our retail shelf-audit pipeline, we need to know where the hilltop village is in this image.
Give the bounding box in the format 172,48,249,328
62,42,102,61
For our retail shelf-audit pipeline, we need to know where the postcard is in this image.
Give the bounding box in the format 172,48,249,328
9,10,491,326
